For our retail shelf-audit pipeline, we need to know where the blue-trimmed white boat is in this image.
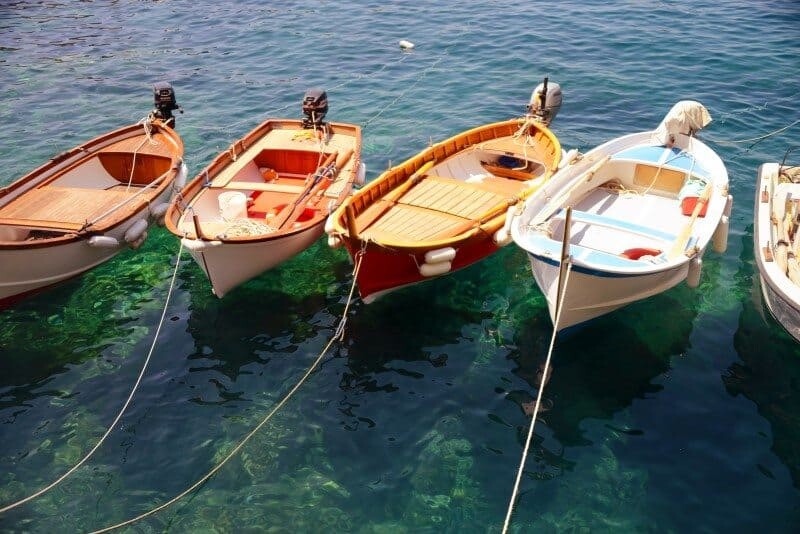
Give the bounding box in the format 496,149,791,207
511,101,731,330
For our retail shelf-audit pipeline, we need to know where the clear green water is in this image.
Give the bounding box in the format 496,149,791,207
1,1,800,532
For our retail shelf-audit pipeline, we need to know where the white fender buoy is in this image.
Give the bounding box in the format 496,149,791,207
419,261,451,277
124,219,149,245
355,162,367,186
558,148,580,170
181,237,222,251
174,162,188,189
723,194,733,218
324,214,336,234
424,247,456,264
399,40,415,50
328,234,342,249
712,215,729,253
149,202,170,223
129,231,148,250
88,235,120,248
687,256,702,288
493,205,517,246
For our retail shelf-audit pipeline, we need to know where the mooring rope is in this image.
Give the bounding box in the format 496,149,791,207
501,259,573,534
706,117,800,149
0,240,185,515
89,252,365,533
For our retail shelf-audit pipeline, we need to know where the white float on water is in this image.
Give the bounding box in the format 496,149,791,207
399,40,415,50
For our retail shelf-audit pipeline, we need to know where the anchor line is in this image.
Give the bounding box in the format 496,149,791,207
0,241,186,515
501,257,573,534
89,252,365,533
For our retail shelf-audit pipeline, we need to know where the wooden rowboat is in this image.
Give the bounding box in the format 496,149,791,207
0,117,185,307
165,92,362,297
754,154,800,342
511,101,732,330
325,116,562,303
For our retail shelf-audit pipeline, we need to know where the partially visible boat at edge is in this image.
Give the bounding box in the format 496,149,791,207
511,100,732,330
325,79,565,303
165,89,363,297
754,151,800,342
0,83,186,307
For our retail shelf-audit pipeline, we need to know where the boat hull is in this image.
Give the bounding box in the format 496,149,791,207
753,162,800,342
0,121,185,307
185,222,325,298
344,235,500,303
527,251,690,329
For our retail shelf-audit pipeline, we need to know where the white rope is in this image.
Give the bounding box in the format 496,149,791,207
0,240,185,515
89,252,366,533
125,117,160,193
501,259,573,534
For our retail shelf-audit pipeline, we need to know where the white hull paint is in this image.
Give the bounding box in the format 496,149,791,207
187,222,324,298
753,162,800,342
528,251,691,328
0,167,183,304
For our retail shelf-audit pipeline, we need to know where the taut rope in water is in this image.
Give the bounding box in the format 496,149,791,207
501,235,573,534
89,252,365,533
0,241,185,515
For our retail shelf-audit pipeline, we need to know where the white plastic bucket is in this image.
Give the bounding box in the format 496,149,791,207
218,191,247,220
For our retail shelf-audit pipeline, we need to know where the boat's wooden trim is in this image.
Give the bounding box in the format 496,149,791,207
166,119,362,244
224,181,306,194
633,163,687,194
333,117,561,249
0,186,138,230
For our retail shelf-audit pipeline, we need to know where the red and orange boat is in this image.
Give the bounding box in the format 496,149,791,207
325,81,564,302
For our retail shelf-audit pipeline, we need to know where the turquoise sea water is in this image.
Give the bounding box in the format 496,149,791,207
1,0,799,531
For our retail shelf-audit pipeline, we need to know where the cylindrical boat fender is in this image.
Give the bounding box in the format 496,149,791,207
424,247,456,264
324,213,336,235
712,215,729,253
493,206,518,246
129,230,148,250
124,219,149,245
355,162,367,187
558,148,580,170
723,194,733,218
419,261,451,277
687,256,702,288
88,235,121,248
181,237,222,251
328,234,342,249
149,202,170,224
173,161,189,191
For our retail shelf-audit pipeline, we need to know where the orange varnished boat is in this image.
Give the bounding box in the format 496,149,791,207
165,90,363,297
326,102,563,302
0,85,185,306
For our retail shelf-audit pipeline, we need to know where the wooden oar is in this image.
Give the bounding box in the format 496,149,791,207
271,150,340,230
668,182,712,259
351,160,435,236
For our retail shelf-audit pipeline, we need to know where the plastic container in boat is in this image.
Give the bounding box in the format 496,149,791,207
219,191,248,220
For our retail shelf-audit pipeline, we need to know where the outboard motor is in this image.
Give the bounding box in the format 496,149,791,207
527,77,562,126
152,81,182,126
301,88,328,129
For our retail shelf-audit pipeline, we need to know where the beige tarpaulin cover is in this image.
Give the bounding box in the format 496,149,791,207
652,100,712,145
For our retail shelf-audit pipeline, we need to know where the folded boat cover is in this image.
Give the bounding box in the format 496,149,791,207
652,100,712,145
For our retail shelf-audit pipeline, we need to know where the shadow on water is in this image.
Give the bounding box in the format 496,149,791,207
727,229,800,488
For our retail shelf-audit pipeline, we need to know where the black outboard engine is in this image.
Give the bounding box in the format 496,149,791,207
301,88,328,129
152,81,182,126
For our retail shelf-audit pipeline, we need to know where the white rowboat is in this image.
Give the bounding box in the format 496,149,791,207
511,101,731,330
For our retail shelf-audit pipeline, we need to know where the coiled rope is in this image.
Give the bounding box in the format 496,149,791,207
89,251,365,533
0,240,185,515
501,258,573,534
